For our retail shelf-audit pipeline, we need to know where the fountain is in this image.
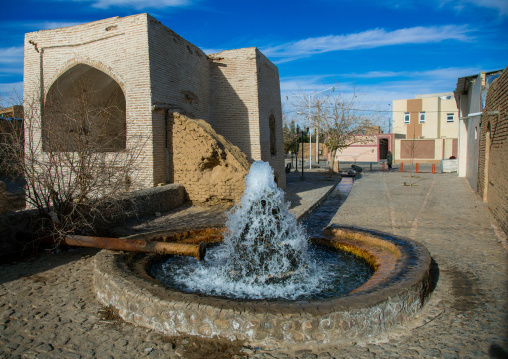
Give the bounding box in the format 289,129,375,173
148,161,372,301
93,161,432,346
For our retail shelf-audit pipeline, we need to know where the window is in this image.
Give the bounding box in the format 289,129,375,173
447,113,454,122
419,112,426,123
404,112,410,124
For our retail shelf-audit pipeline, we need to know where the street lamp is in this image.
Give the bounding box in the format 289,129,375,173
287,86,335,169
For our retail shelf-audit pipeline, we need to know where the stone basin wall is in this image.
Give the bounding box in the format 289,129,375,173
93,226,432,348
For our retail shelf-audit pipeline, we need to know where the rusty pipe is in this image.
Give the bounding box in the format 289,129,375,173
45,235,206,260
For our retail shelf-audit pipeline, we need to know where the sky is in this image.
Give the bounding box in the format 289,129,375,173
1,0,507,129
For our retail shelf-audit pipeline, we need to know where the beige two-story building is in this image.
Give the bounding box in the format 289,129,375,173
392,93,459,163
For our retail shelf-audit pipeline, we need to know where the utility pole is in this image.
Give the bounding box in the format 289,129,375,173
316,100,321,164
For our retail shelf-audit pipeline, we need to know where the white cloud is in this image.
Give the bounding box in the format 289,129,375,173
280,67,481,94
0,47,24,65
343,67,482,81
40,21,86,30
463,0,508,15
280,66,485,124
366,0,508,15
77,0,191,9
262,25,472,63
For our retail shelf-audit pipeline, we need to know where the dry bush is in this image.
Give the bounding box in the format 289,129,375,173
0,76,148,240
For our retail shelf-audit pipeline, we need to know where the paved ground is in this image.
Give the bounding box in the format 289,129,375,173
1,169,507,358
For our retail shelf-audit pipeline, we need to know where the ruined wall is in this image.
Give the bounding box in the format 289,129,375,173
168,113,250,205
0,184,185,262
478,66,508,234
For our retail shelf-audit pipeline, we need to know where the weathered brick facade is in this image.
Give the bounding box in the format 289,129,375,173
23,13,285,204
477,66,508,234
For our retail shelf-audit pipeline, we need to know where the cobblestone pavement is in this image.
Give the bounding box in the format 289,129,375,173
1,170,507,358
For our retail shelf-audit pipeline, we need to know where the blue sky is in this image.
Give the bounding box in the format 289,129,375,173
1,0,507,127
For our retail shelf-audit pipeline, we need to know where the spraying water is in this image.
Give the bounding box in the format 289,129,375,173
222,161,311,286
150,161,373,300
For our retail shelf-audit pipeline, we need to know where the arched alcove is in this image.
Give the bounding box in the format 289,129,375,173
43,64,126,152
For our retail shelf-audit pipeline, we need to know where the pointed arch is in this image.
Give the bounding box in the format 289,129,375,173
44,63,126,152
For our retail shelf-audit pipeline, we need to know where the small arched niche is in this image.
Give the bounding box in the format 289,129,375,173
269,114,277,156
43,64,126,152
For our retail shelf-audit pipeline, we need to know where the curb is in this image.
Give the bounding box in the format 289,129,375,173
297,177,342,222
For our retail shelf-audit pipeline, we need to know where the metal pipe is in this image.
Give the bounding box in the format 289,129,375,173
43,235,207,260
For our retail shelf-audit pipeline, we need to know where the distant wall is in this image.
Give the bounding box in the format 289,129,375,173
394,138,456,163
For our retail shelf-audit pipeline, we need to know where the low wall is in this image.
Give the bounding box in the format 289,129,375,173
0,183,185,262
395,138,458,163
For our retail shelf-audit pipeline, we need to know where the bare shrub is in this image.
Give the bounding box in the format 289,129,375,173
0,76,148,240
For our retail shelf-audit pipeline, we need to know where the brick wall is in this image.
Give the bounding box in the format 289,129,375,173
209,48,260,161
147,16,213,185
168,112,249,205
478,66,508,234
256,50,286,189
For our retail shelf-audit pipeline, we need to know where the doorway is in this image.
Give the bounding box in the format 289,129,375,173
379,138,388,160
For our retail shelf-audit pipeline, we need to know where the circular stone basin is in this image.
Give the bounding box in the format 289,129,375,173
93,225,432,347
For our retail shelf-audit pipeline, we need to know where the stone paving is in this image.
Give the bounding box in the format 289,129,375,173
0,169,507,358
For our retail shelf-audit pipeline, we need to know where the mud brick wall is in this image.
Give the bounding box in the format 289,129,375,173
168,113,250,205
478,66,508,235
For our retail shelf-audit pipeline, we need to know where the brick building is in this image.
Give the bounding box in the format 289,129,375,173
454,70,503,191
23,14,285,204
477,66,508,234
